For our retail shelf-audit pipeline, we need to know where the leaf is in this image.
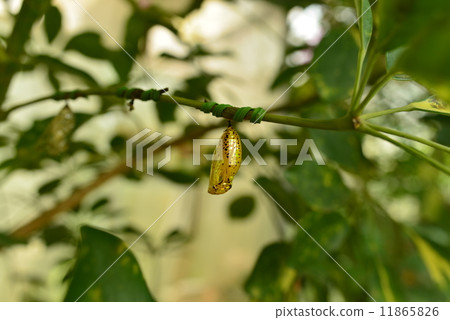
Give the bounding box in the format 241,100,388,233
64,226,155,302
41,225,73,246
255,176,307,223
65,32,109,59
270,66,304,90
396,18,450,102
356,0,373,53
0,232,27,246
244,242,297,301
410,232,450,288
308,129,371,173
155,100,177,123
44,6,62,43
377,0,450,52
0,135,8,147
229,195,255,219
38,178,61,195
310,28,358,102
288,212,349,275
110,135,127,153
47,69,60,91
285,162,351,212
164,229,189,248
385,47,412,81
408,97,450,116
184,74,218,100
158,169,197,184
34,55,99,87
91,197,109,211
263,0,317,11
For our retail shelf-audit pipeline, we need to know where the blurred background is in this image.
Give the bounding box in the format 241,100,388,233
0,0,449,301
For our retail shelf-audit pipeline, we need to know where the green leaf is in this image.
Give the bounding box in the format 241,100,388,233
0,135,8,147
356,0,373,53
310,28,358,102
285,162,351,212
0,232,27,246
47,69,60,91
377,0,450,52
244,242,297,301
288,212,349,274
255,176,307,223
408,97,450,116
41,225,73,246
229,195,255,219
396,18,450,102
385,47,412,81
155,100,177,123
64,226,155,302
34,55,99,87
38,178,61,195
110,135,127,153
410,232,450,289
91,197,109,211
44,6,62,43
308,129,370,173
184,74,218,100
263,0,316,11
270,66,304,90
65,32,109,60
164,229,189,248
158,169,197,184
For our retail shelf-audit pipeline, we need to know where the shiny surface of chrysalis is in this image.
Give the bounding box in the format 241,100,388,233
47,105,75,155
208,124,242,195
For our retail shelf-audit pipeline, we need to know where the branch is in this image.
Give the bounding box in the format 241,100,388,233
2,87,354,131
353,72,393,115
360,104,415,120
366,123,450,154
9,124,221,239
11,163,129,238
358,123,450,175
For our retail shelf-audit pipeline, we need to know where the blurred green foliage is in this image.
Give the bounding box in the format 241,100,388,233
0,0,449,302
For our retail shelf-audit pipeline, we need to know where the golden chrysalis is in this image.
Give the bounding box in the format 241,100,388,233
208,123,242,195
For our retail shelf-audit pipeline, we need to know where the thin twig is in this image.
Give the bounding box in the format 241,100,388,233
9,124,221,240
366,123,450,154
358,123,450,175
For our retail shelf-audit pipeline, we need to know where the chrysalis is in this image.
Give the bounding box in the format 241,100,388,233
208,123,242,195
46,105,75,155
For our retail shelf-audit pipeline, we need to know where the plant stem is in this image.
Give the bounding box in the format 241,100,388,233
354,72,393,115
349,46,378,115
9,123,220,240
366,122,450,154
3,88,354,131
360,104,415,119
358,123,450,175
350,48,366,111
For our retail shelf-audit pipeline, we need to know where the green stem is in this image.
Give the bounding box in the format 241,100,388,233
350,48,366,111
3,88,354,131
354,72,393,115
358,123,450,175
366,122,450,154
349,47,378,115
360,104,415,120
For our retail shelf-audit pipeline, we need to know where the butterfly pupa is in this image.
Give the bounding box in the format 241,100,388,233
208,123,242,195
